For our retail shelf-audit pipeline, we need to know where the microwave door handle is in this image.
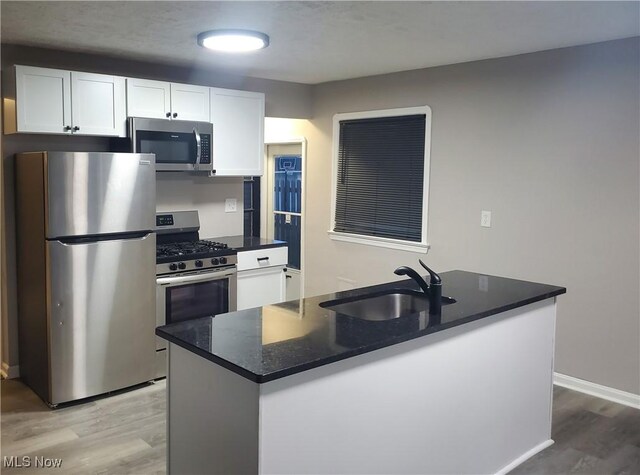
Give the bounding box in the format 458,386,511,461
193,127,202,166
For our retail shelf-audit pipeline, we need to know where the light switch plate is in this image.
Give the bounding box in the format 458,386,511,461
481,210,492,227
225,199,237,213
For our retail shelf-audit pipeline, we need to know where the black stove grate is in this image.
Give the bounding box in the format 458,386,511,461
156,239,235,264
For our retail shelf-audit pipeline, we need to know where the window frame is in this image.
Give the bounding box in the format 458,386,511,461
328,106,432,253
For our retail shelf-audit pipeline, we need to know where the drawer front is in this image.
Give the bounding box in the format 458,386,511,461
237,246,288,271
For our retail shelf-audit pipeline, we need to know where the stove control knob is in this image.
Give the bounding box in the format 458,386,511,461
178,262,187,270
195,260,203,268
219,256,228,265
211,258,220,266
169,263,178,271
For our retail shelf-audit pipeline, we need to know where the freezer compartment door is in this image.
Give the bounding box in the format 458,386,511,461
47,233,156,404
45,152,155,238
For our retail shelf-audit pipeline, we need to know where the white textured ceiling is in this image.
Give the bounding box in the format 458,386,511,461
1,1,639,84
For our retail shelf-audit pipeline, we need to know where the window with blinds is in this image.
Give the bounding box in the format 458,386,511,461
333,110,429,245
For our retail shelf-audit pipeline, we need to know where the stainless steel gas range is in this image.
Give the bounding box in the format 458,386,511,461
154,210,237,377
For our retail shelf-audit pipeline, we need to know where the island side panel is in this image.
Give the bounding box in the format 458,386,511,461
258,300,556,475
167,343,259,475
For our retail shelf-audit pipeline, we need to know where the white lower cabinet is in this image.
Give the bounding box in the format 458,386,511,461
237,267,286,311
236,247,287,311
285,268,301,301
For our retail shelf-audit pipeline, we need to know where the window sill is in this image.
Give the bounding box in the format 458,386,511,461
327,231,430,253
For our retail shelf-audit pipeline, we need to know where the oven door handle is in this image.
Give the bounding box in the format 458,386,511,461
157,269,235,286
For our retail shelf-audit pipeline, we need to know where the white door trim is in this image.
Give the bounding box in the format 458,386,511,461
263,137,307,298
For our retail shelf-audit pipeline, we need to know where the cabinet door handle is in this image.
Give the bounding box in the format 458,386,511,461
63,125,72,132
172,112,178,118
165,112,171,118
72,126,80,132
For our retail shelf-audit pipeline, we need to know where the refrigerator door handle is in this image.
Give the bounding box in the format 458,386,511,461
57,231,154,245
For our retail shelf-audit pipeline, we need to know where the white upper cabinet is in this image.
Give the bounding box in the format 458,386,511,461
126,78,171,120
170,83,210,122
210,88,265,176
6,65,263,156
126,79,209,122
71,72,126,136
7,65,126,136
14,66,71,134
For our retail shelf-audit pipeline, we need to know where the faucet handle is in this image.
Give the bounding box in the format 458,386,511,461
418,259,441,285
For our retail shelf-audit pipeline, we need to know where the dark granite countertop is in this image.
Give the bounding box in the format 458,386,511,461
156,270,565,383
212,235,287,252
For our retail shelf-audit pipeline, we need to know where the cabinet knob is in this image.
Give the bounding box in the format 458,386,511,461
172,112,178,118
165,112,171,118
72,126,80,132
63,125,72,132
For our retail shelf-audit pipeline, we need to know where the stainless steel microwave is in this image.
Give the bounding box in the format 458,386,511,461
129,117,213,172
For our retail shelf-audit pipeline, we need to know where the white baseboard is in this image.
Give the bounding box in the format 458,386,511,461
495,439,554,475
554,372,640,410
1,361,20,379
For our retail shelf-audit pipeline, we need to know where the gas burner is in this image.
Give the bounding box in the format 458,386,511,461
156,240,229,259
154,211,237,273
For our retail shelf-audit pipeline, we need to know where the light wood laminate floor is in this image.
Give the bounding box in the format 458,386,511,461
1,379,639,474
1,379,166,474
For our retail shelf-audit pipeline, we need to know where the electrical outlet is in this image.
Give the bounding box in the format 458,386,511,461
481,210,492,228
225,199,237,213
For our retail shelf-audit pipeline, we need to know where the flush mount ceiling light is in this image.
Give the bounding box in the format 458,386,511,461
197,29,270,53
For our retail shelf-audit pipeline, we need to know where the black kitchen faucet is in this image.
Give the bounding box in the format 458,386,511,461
394,260,443,314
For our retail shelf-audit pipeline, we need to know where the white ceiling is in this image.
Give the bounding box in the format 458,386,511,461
1,1,639,84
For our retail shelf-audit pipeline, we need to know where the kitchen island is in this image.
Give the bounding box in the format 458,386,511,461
156,270,565,475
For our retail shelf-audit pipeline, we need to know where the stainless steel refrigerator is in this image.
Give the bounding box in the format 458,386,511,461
15,152,157,406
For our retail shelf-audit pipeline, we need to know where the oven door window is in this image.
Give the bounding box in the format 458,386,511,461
166,279,229,324
137,130,196,165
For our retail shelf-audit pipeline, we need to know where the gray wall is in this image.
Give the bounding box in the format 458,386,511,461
297,38,640,395
0,44,313,371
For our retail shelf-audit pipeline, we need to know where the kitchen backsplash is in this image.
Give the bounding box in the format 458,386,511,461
155,172,243,238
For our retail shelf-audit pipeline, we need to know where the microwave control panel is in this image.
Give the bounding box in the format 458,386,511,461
200,135,211,164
